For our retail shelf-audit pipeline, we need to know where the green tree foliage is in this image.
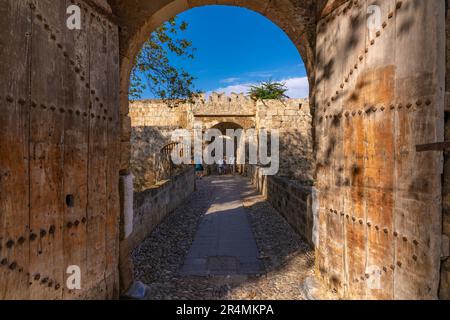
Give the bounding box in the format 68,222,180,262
248,80,289,100
129,18,199,103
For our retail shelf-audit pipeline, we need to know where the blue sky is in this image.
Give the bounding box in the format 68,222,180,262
140,5,309,99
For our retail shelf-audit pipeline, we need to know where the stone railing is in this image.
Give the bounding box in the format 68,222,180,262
118,167,195,294
127,167,195,251
242,165,316,246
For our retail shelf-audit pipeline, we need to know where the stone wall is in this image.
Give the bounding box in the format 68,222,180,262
191,93,257,133
127,167,195,251
242,165,314,246
441,0,450,300
256,99,314,183
128,96,314,189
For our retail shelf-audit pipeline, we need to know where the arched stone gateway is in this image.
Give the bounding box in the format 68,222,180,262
314,1,445,299
128,96,313,190
0,0,447,299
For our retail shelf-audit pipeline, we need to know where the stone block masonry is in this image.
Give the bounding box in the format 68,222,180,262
129,95,314,190
127,167,196,251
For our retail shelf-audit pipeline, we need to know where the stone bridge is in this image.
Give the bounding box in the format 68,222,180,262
129,95,313,191
0,0,449,300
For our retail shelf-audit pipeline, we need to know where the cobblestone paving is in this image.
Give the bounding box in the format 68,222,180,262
132,176,317,300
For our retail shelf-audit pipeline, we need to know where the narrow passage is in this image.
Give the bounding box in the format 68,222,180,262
133,175,315,299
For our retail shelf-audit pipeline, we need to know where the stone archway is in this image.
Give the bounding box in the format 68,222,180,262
205,122,244,171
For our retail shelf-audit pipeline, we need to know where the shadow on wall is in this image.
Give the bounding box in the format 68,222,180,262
131,126,178,191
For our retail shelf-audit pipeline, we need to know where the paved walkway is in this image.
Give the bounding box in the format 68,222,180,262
180,175,263,276
132,174,318,299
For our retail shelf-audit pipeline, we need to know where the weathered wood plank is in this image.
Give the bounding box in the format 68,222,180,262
105,20,121,299
327,3,346,297
0,0,31,300
416,141,450,152
86,8,108,299
29,0,66,299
